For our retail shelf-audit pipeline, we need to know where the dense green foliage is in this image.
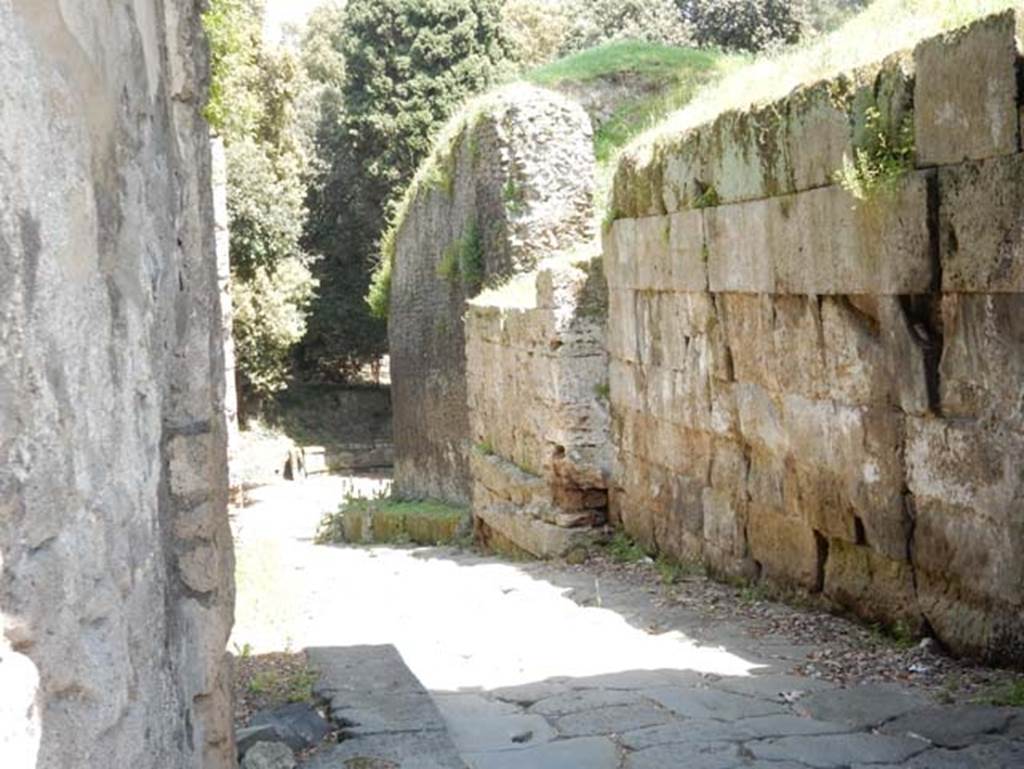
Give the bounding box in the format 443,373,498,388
204,0,316,409
560,0,694,53
299,0,510,378
681,0,807,51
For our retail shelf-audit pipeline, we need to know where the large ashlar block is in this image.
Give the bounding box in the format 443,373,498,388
782,396,907,558
914,10,1021,166
940,294,1024,424
906,417,1024,594
653,57,912,214
706,174,932,295
939,153,1024,292
747,504,821,590
824,540,920,627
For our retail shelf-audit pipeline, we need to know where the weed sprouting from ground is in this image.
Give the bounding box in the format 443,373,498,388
606,531,648,563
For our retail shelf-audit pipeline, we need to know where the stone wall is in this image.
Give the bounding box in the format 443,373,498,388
0,3,234,768
466,254,611,557
390,85,595,505
605,10,1024,664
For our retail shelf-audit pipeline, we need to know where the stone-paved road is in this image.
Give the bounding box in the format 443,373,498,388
232,476,1024,768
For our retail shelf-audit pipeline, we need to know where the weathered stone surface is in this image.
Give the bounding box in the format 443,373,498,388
0,3,234,768
748,732,930,768
794,685,928,729
705,175,932,295
823,540,919,628
247,703,331,753
464,736,618,769
553,702,674,737
940,154,1024,292
940,294,1024,425
391,86,595,505
914,10,1022,166
881,706,1015,748
645,687,787,721
240,742,296,769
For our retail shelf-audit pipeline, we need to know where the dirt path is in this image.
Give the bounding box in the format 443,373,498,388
232,476,1024,768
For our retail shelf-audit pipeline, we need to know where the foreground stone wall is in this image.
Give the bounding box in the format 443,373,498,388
467,254,611,556
390,85,595,505
605,11,1024,664
0,3,234,767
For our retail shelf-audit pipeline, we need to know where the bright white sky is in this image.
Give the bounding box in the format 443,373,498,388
263,0,326,43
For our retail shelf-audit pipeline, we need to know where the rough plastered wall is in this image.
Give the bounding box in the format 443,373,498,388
466,254,610,557
0,2,235,768
390,84,595,505
605,11,1024,664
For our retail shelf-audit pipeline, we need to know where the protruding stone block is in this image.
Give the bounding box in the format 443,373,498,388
914,10,1022,166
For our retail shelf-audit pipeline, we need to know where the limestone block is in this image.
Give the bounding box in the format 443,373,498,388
785,79,857,193
822,296,888,407
735,383,787,454
178,543,223,594
916,570,1024,665
475,498,600,558
939,154,1024,292
823,540,920,628
747,505,821,590
877,297,931,416
707,176,932,295
660,131,706,213
633,216,673,291
607,289,638,363
471,451,547,507
653,470,707,561
668,209,707,291
914,10,1021,166
167,432,217,500
705,197,776,293
703,107,792,204
782,396,907,557
906,417,1024,603
940,294,1024,424
772,295,828,401
720,294,779,392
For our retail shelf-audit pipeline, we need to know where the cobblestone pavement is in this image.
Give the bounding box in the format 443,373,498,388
232,476,1024,768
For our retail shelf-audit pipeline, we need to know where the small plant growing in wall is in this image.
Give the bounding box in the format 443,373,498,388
437,221,484,290
834,106,914,202
503,176,524,216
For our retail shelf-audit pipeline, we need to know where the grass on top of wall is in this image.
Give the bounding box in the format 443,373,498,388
628,0,1022,160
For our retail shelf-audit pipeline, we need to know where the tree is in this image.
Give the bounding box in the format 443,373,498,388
298,0,510,380
501,0,569,70
204,0,317,410
559,0,693,54
680,0,809,52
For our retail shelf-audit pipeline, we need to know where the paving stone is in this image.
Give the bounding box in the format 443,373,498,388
490,681,571,707
444,714,557,754
748,732,930,768
859,737,1024,769
566,669,704,690
620,719,742,750
645,687,787,721
529,688,645,716
793,684,928,729
433,693,522,721
623,743,737,769
331,689,448,735
710,673,836,702
554,702,675,737
736,714,851,739
880,705,1015,747
303,731,467,769
463,736,619,769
